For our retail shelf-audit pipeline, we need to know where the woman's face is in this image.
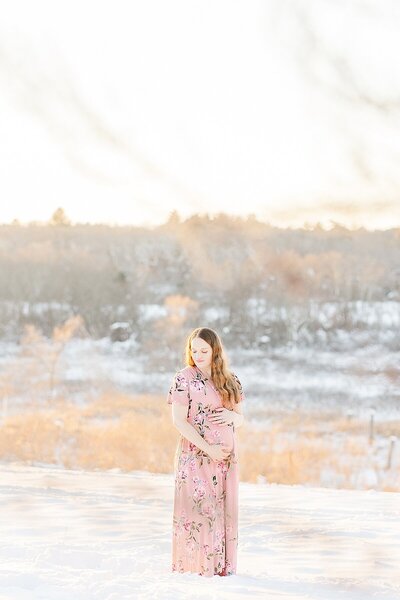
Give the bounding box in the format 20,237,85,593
190,336,212,371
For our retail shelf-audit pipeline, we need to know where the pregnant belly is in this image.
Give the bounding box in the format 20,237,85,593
206,422,234,454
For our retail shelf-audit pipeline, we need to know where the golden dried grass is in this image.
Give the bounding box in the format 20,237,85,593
0,392,398,492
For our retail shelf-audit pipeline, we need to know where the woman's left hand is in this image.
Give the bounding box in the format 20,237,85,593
208,407,235,425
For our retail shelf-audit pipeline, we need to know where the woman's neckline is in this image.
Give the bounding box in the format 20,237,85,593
193,366,220,394
194,365,212,381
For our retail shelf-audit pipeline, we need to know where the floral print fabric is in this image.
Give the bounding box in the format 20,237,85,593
167,365,244,577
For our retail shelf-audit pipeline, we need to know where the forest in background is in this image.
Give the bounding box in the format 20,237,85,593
1,210,399,363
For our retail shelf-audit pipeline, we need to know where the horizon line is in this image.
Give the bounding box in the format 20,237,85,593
1,213,399,233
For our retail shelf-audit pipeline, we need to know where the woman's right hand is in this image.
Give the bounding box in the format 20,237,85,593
207,443,231,462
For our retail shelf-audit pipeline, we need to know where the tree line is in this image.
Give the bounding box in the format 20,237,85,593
0,211,399,353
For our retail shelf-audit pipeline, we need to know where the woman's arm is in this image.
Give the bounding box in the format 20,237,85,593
172,404,211,453
210,403,245,427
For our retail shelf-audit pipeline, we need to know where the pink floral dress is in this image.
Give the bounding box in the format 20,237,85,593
167,365,244,577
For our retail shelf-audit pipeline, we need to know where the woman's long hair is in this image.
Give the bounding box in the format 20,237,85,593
184,327,241,409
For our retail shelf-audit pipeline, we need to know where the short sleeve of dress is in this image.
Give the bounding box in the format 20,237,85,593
167,371,190,407
232,372,245,402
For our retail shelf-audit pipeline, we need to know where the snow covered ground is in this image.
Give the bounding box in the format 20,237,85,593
1,462,399,599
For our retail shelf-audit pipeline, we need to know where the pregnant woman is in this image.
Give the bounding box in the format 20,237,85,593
167,326,245,577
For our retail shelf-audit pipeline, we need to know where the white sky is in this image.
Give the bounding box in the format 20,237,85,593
0,0,399,229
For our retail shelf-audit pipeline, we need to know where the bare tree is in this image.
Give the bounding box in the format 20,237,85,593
50,207,71,226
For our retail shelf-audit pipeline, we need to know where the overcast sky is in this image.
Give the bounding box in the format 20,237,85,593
0,0,399,229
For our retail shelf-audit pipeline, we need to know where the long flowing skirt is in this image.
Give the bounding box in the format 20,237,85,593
171,436,239,577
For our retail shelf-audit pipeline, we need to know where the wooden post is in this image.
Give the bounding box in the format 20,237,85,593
386,436,397,470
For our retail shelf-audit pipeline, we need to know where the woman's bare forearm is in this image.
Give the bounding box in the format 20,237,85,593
173,419,211,453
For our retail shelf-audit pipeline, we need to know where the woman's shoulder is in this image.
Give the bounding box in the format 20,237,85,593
175,365,197,378
230,370,243,388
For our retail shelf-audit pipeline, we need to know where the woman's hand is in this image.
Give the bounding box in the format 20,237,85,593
207,442,231,462
208,407,235,426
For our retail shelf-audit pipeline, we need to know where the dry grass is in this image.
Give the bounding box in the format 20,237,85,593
0,392,176,473
0,392,398,492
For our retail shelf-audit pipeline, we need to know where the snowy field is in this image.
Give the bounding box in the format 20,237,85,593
1,462,399,600
1,334,399,419
1,332,399,493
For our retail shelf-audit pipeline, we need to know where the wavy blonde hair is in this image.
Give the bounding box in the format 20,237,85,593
184,327,242,409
